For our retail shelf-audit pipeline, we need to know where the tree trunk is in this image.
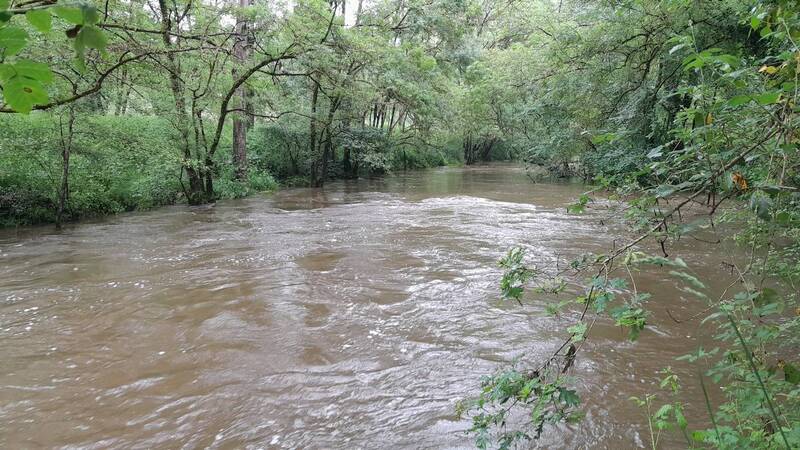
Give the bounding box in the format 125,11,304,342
341,101,355,179
309,80,322,186
231,0,251,181
355,0,363,25
464,135,495,165
115,0,136,116
387,103,396,135
158,0,207,204
342,145,353,178
320,129,333,183
479,137,496,161
204,155,215,197
311,97,340,187
55,106,75,230
232,117,247,180
114,68,132,116
464,134,474,164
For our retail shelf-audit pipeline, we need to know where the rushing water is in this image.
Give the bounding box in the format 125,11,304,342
1,165,741,448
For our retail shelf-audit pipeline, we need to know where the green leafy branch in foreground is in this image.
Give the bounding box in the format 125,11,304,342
463,205,799,449
459,246,695,449
1,0,107,112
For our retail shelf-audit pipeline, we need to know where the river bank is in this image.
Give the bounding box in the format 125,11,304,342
0,115,466,228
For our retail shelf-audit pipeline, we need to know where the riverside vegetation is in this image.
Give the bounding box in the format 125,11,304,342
1,0,799,448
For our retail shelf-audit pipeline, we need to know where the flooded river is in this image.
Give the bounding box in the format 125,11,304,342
1,165,740,448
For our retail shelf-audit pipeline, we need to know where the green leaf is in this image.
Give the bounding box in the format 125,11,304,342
755,287,779,307
691,430,707,442
669,270,706,290
591,132,617,144
593,291,613,313
784,362,800,385
655,404,672,419
73,55,86,72
558,388,580,407
53,6,84,24
13,59,53,83
655,184,677,198
675,408,688,429
2,76,48,113
567,194,590,214
0,63,13,81
750,194,772,220
76,25,106,51
758,184,797,195
0,26,28,56
53,3,99,26
669,43,688,55
567,203,585,214
611,306,647,341
728,95,751,107
712,54,739,68
647,145,664,159
80,3,99,24
0,60,53,86
567,322,588,342
756,91,781,105
26,9,52,32
71,25,107,69
682,54,703,71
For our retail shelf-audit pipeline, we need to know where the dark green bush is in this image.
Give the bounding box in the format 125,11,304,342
0,113,183,225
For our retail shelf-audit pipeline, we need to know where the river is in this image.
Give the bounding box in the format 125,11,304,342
1,165,740,448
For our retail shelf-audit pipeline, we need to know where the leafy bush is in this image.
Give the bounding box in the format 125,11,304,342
248,125,309,179
0,113,182,225
214,167,278,199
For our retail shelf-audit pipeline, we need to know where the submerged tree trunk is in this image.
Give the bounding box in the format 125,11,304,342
311,96,340,187
464,134,496,165
342,145,353,178
463,134,476,164
479,137,496,161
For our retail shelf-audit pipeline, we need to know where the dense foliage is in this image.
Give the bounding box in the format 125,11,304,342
1,0,480,225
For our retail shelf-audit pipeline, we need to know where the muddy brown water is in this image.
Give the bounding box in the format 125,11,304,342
1,165,742,448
